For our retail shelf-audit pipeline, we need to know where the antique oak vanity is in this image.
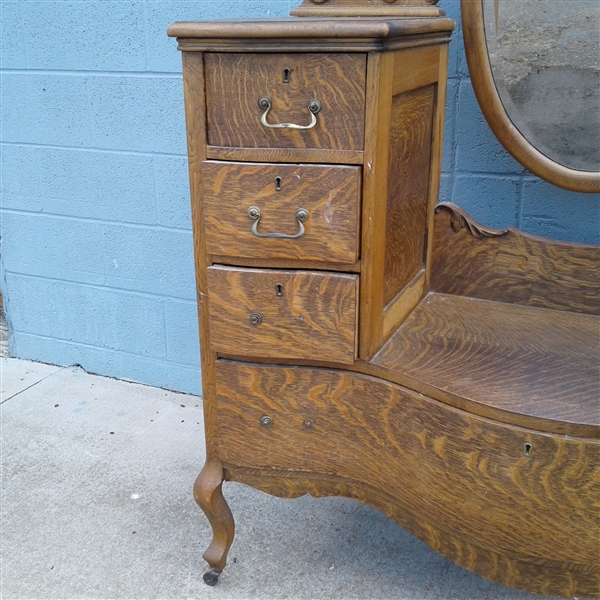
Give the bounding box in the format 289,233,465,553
168,0,599,596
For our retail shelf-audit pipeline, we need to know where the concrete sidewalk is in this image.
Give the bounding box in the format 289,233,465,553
1,357,547,600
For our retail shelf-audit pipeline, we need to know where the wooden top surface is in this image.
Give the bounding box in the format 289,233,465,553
167,17,456,40
373,293,600,437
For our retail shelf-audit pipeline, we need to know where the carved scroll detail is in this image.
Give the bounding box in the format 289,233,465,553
435,202,509,239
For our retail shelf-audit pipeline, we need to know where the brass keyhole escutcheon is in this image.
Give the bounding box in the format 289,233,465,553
524,443,533,457
282,68,291,83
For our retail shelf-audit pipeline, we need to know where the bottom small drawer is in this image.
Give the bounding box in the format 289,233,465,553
207,265,358,363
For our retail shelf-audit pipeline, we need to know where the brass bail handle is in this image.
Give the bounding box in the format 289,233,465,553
258,96,322,130
247,206,309,239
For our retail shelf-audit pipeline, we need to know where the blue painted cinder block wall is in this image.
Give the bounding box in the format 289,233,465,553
2,0,599,395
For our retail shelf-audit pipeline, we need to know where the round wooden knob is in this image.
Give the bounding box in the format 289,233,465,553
383,0,398,3
260,415,273,428
310,0,328,4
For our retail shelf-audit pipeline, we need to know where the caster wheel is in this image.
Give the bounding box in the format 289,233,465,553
203,570,220,586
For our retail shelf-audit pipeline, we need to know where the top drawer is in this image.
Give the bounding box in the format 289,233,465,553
204,53,366,151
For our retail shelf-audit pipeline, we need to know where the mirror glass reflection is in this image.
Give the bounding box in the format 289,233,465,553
484,0,599,172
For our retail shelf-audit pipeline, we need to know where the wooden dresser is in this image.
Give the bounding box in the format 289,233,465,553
168,2,599,596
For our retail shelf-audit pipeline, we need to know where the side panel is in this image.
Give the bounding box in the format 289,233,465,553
180,52,220,460
383,84,435,306
360,44,449,359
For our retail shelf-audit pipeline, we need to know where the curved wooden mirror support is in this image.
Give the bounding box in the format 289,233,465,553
462,0,600,193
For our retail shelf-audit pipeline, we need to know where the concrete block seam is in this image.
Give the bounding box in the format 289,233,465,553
0,141,187,159
0,208,192,233
2,270,194,304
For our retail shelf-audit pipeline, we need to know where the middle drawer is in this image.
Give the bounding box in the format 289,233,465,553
203,161,361,265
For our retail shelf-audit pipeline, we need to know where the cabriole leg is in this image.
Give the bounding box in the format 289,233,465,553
193,460,235,586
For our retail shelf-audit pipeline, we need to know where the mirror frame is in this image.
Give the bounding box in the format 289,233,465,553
461,0,600,193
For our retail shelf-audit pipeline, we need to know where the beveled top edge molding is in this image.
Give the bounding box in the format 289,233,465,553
175,33,453,54
167,17,456,41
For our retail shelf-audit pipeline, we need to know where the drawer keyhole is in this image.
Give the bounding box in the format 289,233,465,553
282,68,291,83
274,176,282,191
276,284,283,296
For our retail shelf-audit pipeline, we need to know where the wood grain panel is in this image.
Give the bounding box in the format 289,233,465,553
203,161,361,264
180,52,221,460
205,53,366,150
423,43,449,293
392,45,440,95
382,269,426,337
207,266,358,364
226,466,599,598
215,362,600,584
432,203,600,314
359,51,394,360
383,84,435,306
374,293,600,433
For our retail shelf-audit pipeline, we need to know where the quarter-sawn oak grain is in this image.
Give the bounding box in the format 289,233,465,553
225,465,598,598
384,84,435,306
207,265,358,364
432,204,600,314
205,53,366,151
174,9,599,598
181,51,237,577
203,161,361,264
215,361,600,597
374,292,600,435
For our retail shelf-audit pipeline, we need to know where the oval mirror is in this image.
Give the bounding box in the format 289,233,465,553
462,0,600,193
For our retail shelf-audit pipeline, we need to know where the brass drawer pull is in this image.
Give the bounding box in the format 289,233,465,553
247,206,309,239
258,96,322,130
